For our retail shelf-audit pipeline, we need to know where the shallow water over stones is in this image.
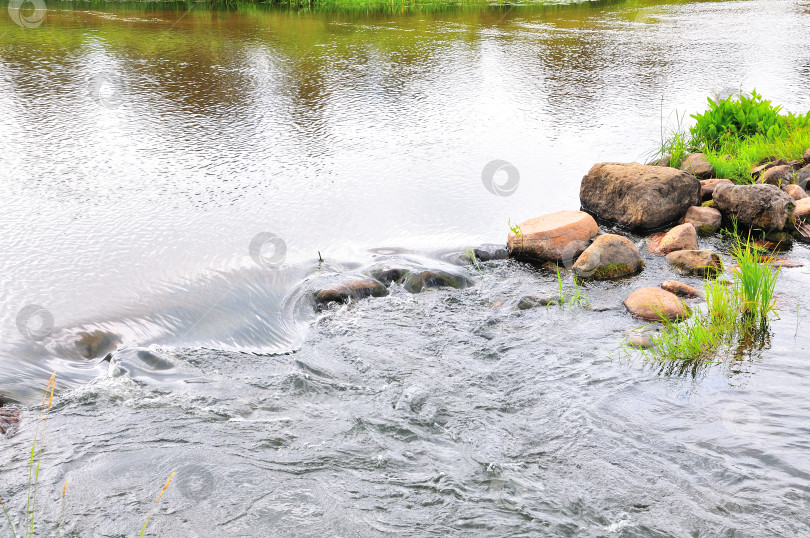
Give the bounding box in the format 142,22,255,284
2,0,810,535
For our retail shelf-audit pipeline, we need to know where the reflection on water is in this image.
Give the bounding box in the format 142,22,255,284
1,0,810,535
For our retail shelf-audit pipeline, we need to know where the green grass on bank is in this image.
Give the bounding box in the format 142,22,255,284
655,90,810,184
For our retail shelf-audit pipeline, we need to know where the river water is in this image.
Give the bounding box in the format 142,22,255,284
1,0,810,535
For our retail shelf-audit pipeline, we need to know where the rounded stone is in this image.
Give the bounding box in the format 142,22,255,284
657,223,699,254
683,206,722,236
572,233,643,279
665,249,723,278
783,184,808,201
624,287,690,321
661,280,703,298
507,210,599,262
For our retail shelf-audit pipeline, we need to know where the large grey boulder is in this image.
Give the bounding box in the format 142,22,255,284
712,183,795,231
580,163,700,230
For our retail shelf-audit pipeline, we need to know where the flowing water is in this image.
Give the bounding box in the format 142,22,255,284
1,0,810,535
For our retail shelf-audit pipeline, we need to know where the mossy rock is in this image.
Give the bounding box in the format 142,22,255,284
701,200,715,208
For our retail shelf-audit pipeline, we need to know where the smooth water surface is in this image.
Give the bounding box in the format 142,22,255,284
1,0,810,535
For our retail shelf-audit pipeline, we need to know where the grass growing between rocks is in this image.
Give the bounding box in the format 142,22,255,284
640,233,779,365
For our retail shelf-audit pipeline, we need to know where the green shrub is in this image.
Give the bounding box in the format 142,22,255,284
690,90,810,150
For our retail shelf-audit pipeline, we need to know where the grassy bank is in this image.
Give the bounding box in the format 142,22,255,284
656,90,810,183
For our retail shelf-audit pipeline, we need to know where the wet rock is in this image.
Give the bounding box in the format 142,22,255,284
624,287,690,322
783,184,808,201
683,206,722,235
680,153,714,179
665,249,723,278
646,232,666,254
507,210,598,262
750,158,787,178
712,183,795,231
700,178,733,201
757,231,793,252
571,233,643,279
758,164,794,187
473,244,508,262
580,162,700,230
314,278,388,306
403,270,472,293
770,258,803,268
0,396,20,436
626,333,654,349
365,264,408,285
657,223,698,254
516,295,557,310
796,165,810,190
661,280,703,298
795,198,810,221
75,330,122,359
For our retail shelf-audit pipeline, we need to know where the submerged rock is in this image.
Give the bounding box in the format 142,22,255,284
712,183,795,231
580,162,700,230
783,184,808,201
700,178,733,201
571,233,643,279
680,153,714,179
661,280,703,298
624,287,690,322
665,250,723,278
75,330,122,359
626,333,655,349
403,270,472,293
314,278,388,307
683,206,722,235
365,263,409,285
516,295,557,310
758,164,794,187
507,210,598,263
473,244,509,262
657,223,699,254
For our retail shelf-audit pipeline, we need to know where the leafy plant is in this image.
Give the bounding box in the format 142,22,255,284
690,90,810,150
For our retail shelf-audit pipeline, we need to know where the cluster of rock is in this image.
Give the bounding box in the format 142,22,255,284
508,148,810,322
311,260,476,309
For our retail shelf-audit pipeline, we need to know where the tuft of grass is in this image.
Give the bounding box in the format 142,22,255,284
550,267,590,309
640,231,779,365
